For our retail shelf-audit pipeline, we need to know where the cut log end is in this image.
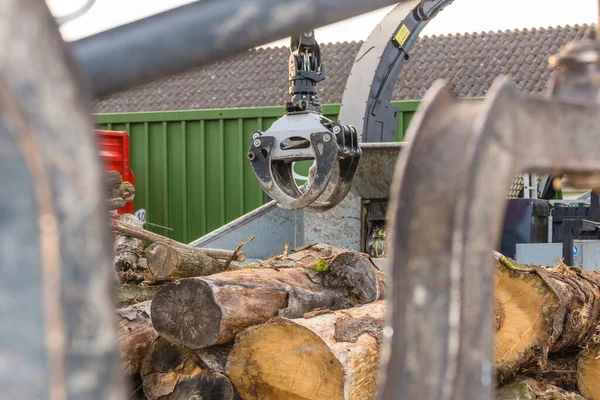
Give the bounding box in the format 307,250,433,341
146,242,180,279
150,279,222,348
150,246,383,350
578,342,600,400
227,301,384,400
227,319,344,400
142,337,236,400
494,260,559,379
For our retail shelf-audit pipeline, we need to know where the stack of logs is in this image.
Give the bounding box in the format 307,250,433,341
114,238,387,399
107,173,600,399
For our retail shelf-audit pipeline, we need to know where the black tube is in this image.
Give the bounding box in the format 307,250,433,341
71,0,406,97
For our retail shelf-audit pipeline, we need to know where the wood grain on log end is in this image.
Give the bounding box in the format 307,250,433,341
494,259,559,379
227,301,384,400
150,280,223,348
150,245,382,350
146,242,179,279
578,339,600,399
142,337,236,400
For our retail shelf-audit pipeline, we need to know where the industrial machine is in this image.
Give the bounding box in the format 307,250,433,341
505,194,600,269
246,0,453,212
195,0,456,260
199,5,600,398
6,0,600,399
202,0,600,272
3,1,418,398
247,31,361,211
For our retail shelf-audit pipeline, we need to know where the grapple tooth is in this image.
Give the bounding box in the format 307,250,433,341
248,131,339,210
306,126,362,212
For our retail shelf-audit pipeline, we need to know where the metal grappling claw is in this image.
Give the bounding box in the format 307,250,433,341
247,31,361,211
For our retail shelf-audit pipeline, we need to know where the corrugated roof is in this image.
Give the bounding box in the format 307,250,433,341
90,24,590,114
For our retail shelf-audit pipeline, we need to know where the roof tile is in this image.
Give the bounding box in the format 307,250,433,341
91,24,591,113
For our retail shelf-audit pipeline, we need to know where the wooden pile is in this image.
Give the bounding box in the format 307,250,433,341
106,172,600,399
113,243,600,398
114,240,385,399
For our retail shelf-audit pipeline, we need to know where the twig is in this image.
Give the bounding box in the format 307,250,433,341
224,235,255,269
110,219,246,261
143,220,174,231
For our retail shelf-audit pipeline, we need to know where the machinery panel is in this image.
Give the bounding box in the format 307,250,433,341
515,240,600,270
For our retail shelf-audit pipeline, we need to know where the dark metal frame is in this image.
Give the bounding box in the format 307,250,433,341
562,219,600,266
339,0,454,142
11,0,599,398
380,25,600,399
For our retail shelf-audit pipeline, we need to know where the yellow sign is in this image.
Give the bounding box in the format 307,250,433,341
394,24,411,46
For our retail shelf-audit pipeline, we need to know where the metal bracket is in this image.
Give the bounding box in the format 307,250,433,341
562,219,600,266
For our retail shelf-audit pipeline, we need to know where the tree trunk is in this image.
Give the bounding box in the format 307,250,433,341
116,283,165,307
494,252,600,381
116,301,158,375
226,301,384,400
141,337,237,400
496,377,584,400
146,241,232,281
577,337,600,400
110,219,245,261
151,245,383,349
114,213,145,271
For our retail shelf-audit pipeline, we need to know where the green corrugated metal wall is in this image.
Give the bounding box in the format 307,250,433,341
94,101,420,243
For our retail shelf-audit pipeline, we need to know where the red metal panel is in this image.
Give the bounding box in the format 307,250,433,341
96,130,135,214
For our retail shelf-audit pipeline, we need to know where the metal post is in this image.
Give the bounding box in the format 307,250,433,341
523,172,531,198
592,191,600,222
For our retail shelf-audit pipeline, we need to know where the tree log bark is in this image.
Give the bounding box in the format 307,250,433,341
496,377,584,400
577,336,600,400
518,351,579,393
151,244,383,349
146,241,231,281
110,219,245,261
192,344,232,374
106,170,123,194
114,213,145,271
141,337,237,400
116,283,165,307
226,301,384,400
494,252,600,381
116,301,158,375
107,197,126,211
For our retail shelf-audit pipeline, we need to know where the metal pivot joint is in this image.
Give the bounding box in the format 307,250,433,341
248,31,361,211
286,30,325,114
